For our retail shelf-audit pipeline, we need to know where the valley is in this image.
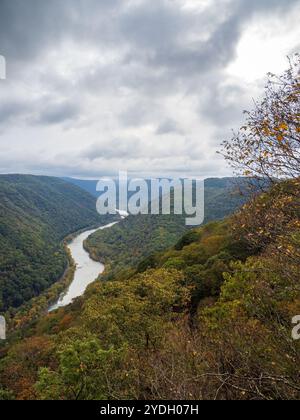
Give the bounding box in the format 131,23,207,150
0,176,299,401
0,175,115,313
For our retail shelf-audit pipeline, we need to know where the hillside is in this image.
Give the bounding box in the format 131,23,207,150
85,177,249,277
0,179,299,400
0,175,113,312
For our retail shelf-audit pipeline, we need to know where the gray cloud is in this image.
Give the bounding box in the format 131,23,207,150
0,0,299,178
121,0,299,79
118,102,157,128
82,138,144,160
1,0,298,73
34,101,80,126
0,0,123,62
0,101,30,124
0,0,67,61
156,119,183,135
0,97,80,128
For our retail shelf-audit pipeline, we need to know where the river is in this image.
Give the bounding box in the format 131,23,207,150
49,221,119,311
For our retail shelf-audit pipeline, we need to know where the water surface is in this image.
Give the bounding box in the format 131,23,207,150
49,222,118,311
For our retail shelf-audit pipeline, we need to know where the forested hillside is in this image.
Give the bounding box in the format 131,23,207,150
0,179,299,400
0,175,112,312
85,177,249,278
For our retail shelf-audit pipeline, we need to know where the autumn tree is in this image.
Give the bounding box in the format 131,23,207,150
82,268,190,350
222,55,300,181
36,338,135,400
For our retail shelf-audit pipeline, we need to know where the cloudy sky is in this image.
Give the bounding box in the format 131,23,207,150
0,0,299,179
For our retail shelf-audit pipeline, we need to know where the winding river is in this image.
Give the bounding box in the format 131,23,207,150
49,221,119,311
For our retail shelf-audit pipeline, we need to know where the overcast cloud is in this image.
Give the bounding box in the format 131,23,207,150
0,0,299,179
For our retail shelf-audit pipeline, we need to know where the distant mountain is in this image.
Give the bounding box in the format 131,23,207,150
84,177,251,278
63,176,250,207
62,177,99,197
0,175,113,312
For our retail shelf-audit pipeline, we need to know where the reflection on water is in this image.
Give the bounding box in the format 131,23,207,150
49,222,118,311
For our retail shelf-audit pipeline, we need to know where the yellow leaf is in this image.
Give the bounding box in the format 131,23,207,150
278,123,288,131
277,134,284,142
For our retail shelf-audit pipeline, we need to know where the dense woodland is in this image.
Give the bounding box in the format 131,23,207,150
0,179,299,400
0,58,299,400
85,177,249,279
0,175,113,312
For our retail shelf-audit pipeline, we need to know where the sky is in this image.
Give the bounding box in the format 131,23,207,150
0,0,299,179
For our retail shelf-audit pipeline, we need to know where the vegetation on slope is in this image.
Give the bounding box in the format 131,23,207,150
0,175,112,312
85,177,249,278
0,179,299,400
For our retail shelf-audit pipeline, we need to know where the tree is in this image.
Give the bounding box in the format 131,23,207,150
222,55,300,181
36,338,134,400
0,389,15,400
82,268,190,350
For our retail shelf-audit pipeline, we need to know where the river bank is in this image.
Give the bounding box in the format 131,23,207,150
49,221,119,311
5,221,117,333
